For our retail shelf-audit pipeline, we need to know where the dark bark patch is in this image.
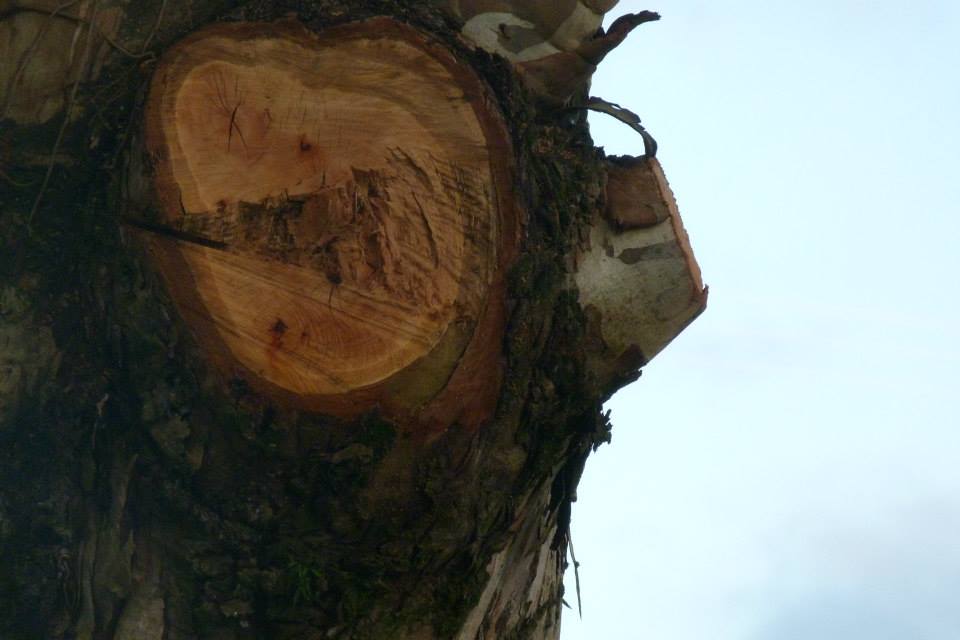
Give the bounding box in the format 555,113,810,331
617,240,682,264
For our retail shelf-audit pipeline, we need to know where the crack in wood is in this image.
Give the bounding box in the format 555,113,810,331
120,216,228,251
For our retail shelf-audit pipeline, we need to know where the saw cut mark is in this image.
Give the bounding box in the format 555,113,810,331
139,20,510,406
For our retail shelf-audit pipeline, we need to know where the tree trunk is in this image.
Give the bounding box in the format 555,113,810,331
0,1,704,638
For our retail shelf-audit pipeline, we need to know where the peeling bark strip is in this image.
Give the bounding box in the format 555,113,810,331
132,18,518,423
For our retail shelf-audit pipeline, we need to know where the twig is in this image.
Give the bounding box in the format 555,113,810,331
568,531,583,618
140,0,168,54
0,166,34,188
0,0,82,121
28,0,100,232
14,5,157,60
571,96,658,158
91,22,155,60
7,0,166,59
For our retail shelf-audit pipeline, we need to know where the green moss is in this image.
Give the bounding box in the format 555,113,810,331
287,560,326,606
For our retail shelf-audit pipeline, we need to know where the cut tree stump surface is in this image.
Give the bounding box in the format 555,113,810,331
138,19,516,417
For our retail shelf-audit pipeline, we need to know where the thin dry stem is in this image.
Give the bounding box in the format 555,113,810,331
27,0,99,232
0,0,83,121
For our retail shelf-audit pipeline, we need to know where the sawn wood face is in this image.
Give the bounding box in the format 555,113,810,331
137,18,518,423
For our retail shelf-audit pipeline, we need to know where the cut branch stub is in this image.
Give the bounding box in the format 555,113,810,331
577,156,707,385
134,19,517,423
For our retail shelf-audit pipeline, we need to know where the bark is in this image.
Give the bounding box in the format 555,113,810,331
0,1,704,638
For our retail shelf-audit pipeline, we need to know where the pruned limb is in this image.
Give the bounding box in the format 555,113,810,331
577,155,706,388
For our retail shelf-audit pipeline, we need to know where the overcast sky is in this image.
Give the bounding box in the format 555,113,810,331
562,1,960,638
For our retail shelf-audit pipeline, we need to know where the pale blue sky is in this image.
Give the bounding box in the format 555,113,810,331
562,1,960,638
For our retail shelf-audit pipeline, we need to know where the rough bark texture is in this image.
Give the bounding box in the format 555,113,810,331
0,1,703,638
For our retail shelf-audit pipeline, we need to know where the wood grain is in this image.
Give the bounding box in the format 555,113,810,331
136,19,517,419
